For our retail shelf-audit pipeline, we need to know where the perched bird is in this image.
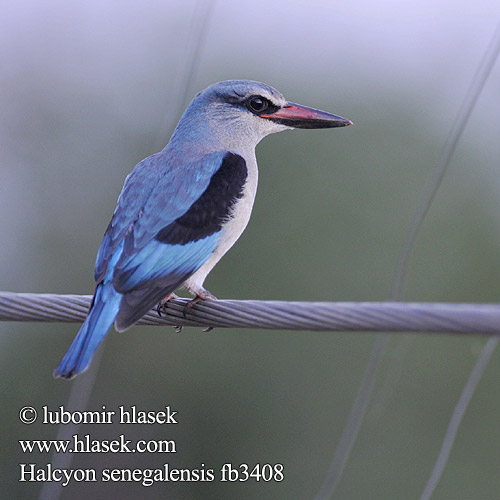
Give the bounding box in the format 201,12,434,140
54,80,351,379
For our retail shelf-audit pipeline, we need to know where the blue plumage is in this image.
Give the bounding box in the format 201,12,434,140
55,151,229,378
54,243,123,378
53,283,121,378
94,151,226,283
54,80,351,379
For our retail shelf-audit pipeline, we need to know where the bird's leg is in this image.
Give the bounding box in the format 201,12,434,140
156,293,179,317
183,287,217,329
187,288,217,307
156,293,185,332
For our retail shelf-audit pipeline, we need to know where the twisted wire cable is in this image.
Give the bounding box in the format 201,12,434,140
1,291,499,335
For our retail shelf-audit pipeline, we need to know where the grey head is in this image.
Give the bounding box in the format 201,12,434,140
168,80,352,153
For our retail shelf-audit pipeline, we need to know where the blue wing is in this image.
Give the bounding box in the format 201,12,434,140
95,150,225,282
98,150,247,330
55,150,247,378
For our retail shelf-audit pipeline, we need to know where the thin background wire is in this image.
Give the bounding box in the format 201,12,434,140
3,7,496,500
37,2,216,500
417,22,500,500
312,19,500,500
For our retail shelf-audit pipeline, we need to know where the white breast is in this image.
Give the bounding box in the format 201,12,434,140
182,152,258,295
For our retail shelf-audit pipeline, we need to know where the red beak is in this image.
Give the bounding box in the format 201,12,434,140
261,102,352,129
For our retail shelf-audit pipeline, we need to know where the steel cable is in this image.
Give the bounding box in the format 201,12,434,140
1,291,499,335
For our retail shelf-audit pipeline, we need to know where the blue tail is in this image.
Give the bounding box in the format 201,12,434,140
54,283,121,379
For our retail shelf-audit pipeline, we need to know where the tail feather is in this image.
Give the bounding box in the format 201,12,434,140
54,283,121,379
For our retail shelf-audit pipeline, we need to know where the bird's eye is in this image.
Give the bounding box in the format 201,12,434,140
246,96,269,114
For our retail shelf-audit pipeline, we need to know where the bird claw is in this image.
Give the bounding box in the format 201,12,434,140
182,289,217,319
182,289,217,333
156,293,179,317
158,290,216,332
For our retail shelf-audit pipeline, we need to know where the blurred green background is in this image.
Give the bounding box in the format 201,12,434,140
2,1,500,499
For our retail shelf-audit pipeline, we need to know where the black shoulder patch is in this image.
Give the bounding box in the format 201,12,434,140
155,152,247,245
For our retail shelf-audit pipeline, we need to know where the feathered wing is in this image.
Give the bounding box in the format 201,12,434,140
55,151,247,378
112,151,248,330
94,151,223,282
